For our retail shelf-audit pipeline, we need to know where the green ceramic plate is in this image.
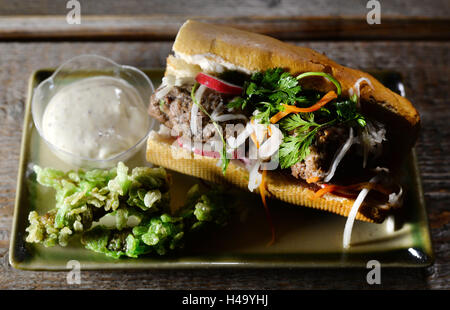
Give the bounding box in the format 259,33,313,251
9,69,434,270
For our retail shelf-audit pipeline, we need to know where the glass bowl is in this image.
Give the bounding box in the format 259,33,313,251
31,54,155,168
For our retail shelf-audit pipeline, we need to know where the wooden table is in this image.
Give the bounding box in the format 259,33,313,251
0,0,448,289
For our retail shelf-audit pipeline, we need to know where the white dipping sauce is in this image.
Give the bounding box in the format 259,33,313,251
42,76,149,160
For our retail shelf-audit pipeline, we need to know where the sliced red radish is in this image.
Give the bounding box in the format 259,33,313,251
195,72,243,95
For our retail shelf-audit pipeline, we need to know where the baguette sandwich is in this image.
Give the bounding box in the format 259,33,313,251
146,20,420,246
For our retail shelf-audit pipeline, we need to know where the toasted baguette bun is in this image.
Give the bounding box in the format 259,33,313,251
147,131,394,223
146,20,419,222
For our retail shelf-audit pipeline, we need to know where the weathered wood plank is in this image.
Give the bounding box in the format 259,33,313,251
0,41,448,289
0,0,448,17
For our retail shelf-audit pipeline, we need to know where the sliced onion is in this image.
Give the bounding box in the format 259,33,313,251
227,122,253,149
157,124,171,138
248,160,262,192
212,113,248,122
252,122,267,145
324,127,354,183
388,186,403,206
154,75,175,100
351,77,374,108
385,215,395,234
342,175,380,249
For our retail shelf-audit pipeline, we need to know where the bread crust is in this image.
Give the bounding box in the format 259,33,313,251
171,20,420,159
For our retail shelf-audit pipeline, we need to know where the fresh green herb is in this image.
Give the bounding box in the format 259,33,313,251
228,68,306,124
296,71,342,96
191,83,230,174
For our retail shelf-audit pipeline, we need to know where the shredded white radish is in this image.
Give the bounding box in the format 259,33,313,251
190,84,207,135
324,127,354,183
343,175,380,249
359,120,386,168
190,103,199,135
247,160,262,192
258,125,283,160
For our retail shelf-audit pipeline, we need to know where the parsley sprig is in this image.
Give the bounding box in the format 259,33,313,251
279,113,336,168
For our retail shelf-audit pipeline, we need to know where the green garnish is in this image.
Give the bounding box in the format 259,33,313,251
191,82,230,174
159,99,165,112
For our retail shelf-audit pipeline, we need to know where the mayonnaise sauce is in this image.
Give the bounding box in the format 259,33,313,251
42,76,149,160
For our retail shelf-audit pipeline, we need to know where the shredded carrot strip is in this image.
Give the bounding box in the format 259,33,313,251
259,169,275,246
314,181,391,198
306,176,320,184
250,133,260,148
270,91,337,124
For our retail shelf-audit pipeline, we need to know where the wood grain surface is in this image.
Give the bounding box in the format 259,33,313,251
0,40,448,289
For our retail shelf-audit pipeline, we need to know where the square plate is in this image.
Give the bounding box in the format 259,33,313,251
9,69,434,270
